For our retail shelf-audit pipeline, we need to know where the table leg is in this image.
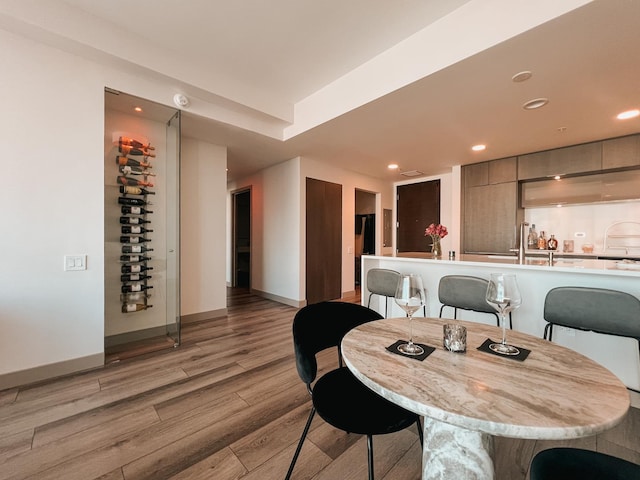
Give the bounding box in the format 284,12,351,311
422,417,494,479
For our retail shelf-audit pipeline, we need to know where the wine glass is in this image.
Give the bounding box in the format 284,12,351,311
394,274,426,355
485,273,522,355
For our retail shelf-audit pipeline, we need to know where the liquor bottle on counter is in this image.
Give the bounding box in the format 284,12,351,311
122,303,153,313
121,273,152,282
121,283,154,293
121,264,153,274
116,156,152,169
119,185,155,196
120,235,151,244
119,144,156,157
121,225,153,234
118,197,147,207
119,136,155,150
119,165,156,177
120,216,151,225
120,254,152,263
121,206,153,215
527,224,538,249
547,234,558,250
537,231,548,250
121,245,154,254
117,176,154,188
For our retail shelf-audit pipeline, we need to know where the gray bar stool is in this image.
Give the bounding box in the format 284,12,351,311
543,287,640,354
438,275,512,329
366,269,401,317
366,268,426,317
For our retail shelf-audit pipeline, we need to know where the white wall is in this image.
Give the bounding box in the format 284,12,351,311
181,138,228,317
0,29,228,387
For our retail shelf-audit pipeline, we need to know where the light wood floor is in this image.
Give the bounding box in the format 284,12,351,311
0,288,639,480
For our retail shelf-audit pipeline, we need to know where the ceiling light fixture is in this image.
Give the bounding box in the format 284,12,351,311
523,98,549,110
388,163,399,170
134,106,142,112
512,71,532,82
471,144,486,152
617,109,639,120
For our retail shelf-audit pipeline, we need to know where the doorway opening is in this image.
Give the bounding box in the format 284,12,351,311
355,189,376,286
232,188,251,288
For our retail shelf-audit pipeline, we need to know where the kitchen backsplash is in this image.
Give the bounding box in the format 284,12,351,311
525,201,640,254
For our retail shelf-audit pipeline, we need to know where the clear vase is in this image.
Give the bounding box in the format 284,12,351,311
431,237,442,258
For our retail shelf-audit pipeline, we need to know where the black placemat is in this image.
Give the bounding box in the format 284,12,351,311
477,338,531,361
386,340,435,361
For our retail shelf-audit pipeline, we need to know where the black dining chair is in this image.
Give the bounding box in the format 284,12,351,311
438,275,512,329
530,447,640,479
285,301,422,480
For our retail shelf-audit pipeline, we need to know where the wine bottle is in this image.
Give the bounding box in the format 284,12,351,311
116,156,152,168
121,264,153,274
121,273,152,282
122,245,153,254
121,284,154,293
121,206,153,215
120,235,151,244
120,254,152,263
121,292,151,303
119,216,151,225
119,165,156,177
119,185,155,196
119,145,156,157
117,176,154,188
119,136,155,150
122,303,153,313
118,197,147,207
121,225,153,234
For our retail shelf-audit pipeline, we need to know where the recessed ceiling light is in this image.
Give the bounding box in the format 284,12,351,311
471,144,486,152
134,106,143,112
388,163,399,170
523,98,549,110
617,109,639,120
512,71,532,83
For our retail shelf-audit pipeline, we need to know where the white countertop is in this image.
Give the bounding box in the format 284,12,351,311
383,252,640,277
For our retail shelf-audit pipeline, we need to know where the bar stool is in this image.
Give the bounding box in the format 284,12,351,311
366,269,401,317
438,275,512,329
530,447,640,479
543,287,640,352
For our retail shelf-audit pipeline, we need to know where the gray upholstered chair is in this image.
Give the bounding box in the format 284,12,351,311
438,275,512,329
530,447,640,479
366,268,401,317
543,287,640,351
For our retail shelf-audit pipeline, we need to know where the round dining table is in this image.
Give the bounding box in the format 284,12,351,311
341,316,630,480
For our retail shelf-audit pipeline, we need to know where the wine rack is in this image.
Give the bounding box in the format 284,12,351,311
117,136,155,314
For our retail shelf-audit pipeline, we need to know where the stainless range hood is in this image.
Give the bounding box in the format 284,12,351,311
520,169,640,208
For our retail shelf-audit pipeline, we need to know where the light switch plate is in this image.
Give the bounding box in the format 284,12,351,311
64,254,87,271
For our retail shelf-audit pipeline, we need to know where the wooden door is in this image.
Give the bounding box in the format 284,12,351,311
306,178,342,304
396,180,440,253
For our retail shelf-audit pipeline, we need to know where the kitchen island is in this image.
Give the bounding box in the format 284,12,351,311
361,254,640,390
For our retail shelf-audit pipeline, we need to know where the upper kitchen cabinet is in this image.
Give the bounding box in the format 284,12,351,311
518,142,602,180
462,157,518,254
602,134,640,169
464,156,517,187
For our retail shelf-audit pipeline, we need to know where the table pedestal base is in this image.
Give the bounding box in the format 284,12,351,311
422,417,494,479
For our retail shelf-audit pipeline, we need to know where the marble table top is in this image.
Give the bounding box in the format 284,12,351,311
342,317,630,440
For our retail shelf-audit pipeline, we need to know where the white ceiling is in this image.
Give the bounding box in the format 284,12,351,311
4,0,639,181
